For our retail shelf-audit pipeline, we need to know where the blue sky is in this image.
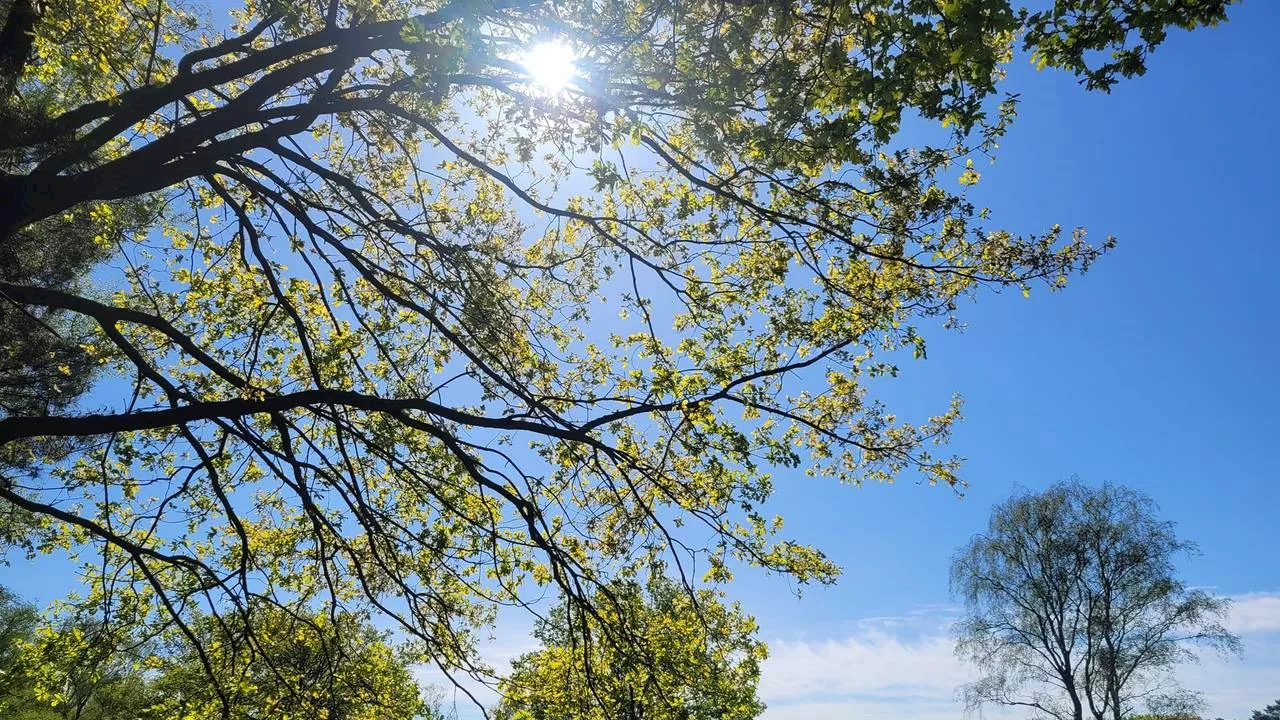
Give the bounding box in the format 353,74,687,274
743,0,1279,622
727,2,1280,718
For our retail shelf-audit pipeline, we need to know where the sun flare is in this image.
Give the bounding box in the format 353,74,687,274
522,41,579,93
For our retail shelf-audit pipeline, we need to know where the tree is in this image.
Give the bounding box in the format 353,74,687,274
0,0,159,489
496,574,766,720
0,585,433,720
1249,699,1280,720
0,584,157,720
0,176,156,552
0,585,45,719
0,0,1235,712
952,481,1241,720
144,603,432,720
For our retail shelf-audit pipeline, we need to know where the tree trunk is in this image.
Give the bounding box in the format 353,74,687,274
0,0,40,97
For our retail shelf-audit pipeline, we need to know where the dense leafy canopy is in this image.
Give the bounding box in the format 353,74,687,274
0,587,433,720
0,0,1232,715
952,481,1240,720
497,574,766,720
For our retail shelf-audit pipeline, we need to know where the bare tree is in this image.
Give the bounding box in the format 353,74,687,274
952,481,1241,720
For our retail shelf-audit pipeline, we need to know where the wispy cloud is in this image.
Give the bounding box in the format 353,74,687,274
760,591,1280,720
420,593,1280,720
412,631,540,718
761,622,964,704
1226,592,1280,634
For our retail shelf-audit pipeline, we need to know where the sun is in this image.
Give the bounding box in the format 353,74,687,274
522,41,579,93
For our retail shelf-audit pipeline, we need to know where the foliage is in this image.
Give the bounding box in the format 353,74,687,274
0,586,432,720
952,481,1241,720
0,586,44,718
1159,698,1280,720
0,585,157,720
497,574,765,720
144,603,431,720
1249,699,1280,720
0,1,159,483
1019,0,1232,91
0,0,1234,713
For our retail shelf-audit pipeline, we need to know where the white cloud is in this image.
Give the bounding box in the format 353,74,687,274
411,618,541,719
763,698,984,720
761,625,965,704
758,609,1006,720
1226,592,1280,634
759,592,1280,720
417,592,1280,720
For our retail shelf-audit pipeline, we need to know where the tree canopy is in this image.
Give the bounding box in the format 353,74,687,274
497,574,766,720
0,0,1234,715
952,481,1241,720
0,586,434,720
1249,699,1280,720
